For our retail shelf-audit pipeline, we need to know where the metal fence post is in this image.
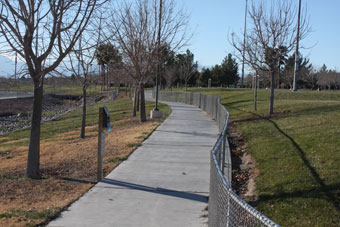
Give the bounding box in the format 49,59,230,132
216,97,220,120
222,134,226,175
155,90,280,227
226,190,230,227
199,93,201,108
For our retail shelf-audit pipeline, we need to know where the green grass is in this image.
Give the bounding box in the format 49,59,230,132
0,96,170,154
0,207,61,220
1,84,104,96
107,156,128,164
0,173,21,180
186,88,340,227
127,142,142,148
0,150,11,155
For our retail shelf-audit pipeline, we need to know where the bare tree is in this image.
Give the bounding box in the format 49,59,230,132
64,23,103,139
176,49,197,91
0,0,105,179
164,64,177,89
231,0,310,115
109,0,190,122
317,70,340,90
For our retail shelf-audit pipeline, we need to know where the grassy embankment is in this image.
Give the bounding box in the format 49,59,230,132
1,83,104,96
0,93,170,227
188,88,340,227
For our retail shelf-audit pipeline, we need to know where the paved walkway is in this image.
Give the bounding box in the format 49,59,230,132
48,96,219,227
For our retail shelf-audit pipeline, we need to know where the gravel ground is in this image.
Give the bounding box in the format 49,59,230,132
0,94,83,135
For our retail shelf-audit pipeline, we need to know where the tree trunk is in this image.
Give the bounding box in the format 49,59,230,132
139,82,146,122
26,81,44,179
136,89,140,112
106,68,109,91
80,85,87,139
185,81,188,92
101,66,104,91
254,76,258,111
133,86,137,117
269,70,275,115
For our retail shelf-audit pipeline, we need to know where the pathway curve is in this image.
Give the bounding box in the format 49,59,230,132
48,94,219,227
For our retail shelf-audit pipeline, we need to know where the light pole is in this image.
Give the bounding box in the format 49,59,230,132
151,0,163,119
241,0,248,88
155,0,162,111
293,0,302,91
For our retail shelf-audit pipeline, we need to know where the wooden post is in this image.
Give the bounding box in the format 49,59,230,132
254,75,258,111
97,107,104,182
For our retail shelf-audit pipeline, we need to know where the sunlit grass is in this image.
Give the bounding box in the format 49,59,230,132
0,96,170,154
187,87,340,227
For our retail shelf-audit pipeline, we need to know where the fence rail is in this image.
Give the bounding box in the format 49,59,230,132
0,91,33,100
153,90,279,227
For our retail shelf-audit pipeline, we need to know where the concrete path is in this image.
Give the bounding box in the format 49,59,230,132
48,95,219,227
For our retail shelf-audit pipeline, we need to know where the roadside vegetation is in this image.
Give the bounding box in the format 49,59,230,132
0,95,170,226
187,87,340,227
0,82,103,97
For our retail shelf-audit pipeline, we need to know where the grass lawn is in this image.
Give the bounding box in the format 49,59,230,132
187,88,340,227
0,94,170,226
1,83,104,96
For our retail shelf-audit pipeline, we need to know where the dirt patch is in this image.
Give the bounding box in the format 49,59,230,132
228,122,258,202
0,116,162,226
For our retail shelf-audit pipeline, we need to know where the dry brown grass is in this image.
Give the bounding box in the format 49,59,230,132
0,116,162,227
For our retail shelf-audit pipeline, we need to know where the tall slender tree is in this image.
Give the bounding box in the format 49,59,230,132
231,0,310,115
109,0,190,122
64,16,107,139
176,49,197,91
0,0,105,179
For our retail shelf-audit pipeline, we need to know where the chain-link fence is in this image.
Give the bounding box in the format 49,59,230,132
153,89,279,227
100,87,119,100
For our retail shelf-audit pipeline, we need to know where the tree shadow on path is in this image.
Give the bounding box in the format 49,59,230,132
100,178,209,203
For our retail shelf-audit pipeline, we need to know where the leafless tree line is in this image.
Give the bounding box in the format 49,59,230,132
316,71,340,90
231,0,311,114
243,65,340,91
0,0,190,179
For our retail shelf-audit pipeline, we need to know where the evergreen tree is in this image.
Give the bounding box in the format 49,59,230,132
211,64,222,86
198,68,212,86
220,53,239,86
282,54,313,88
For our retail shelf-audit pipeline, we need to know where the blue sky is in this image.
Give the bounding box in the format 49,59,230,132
1,0,339,77
182,0,340,72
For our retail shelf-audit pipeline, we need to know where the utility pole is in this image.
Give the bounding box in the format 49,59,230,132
151,0,163,119
241,0,248,88
155,0,162,111
293,0,302,91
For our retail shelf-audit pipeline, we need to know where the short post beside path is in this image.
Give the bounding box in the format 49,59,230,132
97,106,110,182
48,96,219,227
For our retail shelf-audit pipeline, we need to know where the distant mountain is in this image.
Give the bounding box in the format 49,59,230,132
0,54,25,78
